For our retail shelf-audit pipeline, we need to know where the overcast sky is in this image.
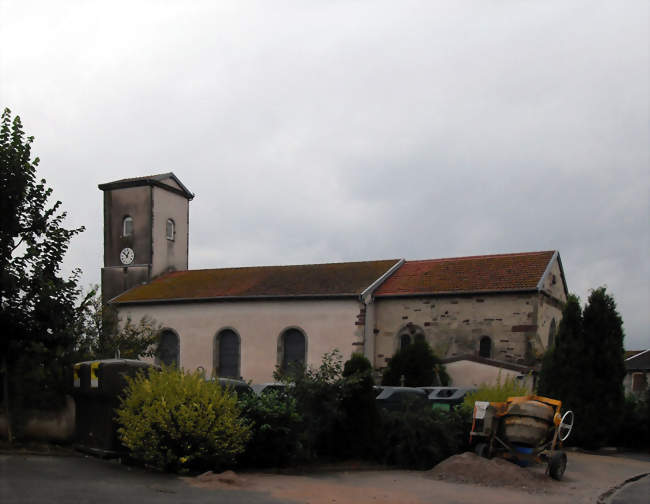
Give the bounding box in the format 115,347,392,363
1,1,648,349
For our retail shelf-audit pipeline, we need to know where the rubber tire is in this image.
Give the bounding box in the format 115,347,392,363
548,451,567,481
474,442,489,459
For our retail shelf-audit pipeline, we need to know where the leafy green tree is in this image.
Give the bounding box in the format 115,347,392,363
381,339,449,387
538,288,626,448
76,285,160,360
0,108,85,440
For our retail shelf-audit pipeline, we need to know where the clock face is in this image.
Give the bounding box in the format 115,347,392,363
120,247,134,265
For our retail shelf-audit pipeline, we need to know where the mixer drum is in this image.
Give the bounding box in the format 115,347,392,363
503,400,555,446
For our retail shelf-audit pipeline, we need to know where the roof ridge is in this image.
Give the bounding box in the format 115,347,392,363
159,258,400,274
405,250,556,264
100,172,173,185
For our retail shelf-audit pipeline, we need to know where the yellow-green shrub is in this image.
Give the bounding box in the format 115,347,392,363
116,366,251,473
460,373,530,416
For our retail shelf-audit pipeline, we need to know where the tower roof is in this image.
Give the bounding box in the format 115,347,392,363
98,172,194,200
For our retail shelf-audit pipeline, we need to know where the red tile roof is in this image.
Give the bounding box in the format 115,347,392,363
112,259,401,304
375,251,556,296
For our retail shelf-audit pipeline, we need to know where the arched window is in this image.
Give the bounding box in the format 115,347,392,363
280,328,306,372
214,329,240,378
397,323,425,352
548,318,557,348
157,329,179,367
122,216,133,237
166,219,175,241
479,336,492,358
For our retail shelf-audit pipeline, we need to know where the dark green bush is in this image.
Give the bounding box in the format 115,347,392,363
116,366,251,473
340,354,379,459
285,350,345,460
381,339,449,387
616,391,650,449
275,351,381,461
237,390,303,467
377,405,469,469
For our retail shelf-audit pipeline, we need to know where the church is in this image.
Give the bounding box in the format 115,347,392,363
99,173,568,387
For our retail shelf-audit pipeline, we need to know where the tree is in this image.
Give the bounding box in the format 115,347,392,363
381,338,449,387
76,285,160,360
538,288,625,448
0,108,84,440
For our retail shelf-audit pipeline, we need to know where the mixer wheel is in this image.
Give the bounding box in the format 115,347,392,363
548,450,567,480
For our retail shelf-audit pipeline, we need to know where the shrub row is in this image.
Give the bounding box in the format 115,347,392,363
116,352,469,473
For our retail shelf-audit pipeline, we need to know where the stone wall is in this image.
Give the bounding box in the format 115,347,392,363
373,292,541,370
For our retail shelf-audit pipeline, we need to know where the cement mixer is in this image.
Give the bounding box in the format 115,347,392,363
469,395,574,480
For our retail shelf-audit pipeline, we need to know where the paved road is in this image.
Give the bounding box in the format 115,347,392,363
1,451,649,504
0,454,284,504
608,474,650,504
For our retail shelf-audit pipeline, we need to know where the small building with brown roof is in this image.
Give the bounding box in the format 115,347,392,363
623,349,650,397
101,173,568,385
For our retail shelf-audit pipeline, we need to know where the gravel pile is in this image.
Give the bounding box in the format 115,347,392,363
429,452,552,491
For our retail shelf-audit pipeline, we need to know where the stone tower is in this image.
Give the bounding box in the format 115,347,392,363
98,173,194,303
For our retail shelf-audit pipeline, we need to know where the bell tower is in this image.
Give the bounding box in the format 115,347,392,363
98,173,194,303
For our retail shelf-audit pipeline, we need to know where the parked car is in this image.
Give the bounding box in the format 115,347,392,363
251,382,293,397
208,377,254,398
374,386,428,411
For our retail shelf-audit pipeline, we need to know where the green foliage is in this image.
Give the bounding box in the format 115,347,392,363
538,289,626,449
0,108,85,438
460,372,530,416
116,366,251,473
615,392,650,449
237,390,303,467
342,353,372,377
275,350,382,461
76,285,160,360
377,407,469,469
279,350,345,460
340,354,380,458
381,339,449,387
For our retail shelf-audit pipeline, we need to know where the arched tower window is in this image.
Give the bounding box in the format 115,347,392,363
166,219,175,241
479,336,492,358
122,216,133,237
548,318,557,348
214,329,240,378
280,328,306,372
157,329,179,367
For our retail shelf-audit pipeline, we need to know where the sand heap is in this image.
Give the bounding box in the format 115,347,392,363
189,470,248,489
429,452,552,491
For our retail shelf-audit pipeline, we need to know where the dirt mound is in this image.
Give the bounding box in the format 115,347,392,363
189,470,248,489
429,452,551,492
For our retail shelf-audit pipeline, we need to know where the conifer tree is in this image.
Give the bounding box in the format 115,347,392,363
538,288,625,448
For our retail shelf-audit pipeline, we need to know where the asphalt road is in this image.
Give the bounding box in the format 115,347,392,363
0,454,284,504
1,451,649,504
608,474,650,504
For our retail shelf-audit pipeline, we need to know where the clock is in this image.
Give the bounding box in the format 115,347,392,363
120,247,134,265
